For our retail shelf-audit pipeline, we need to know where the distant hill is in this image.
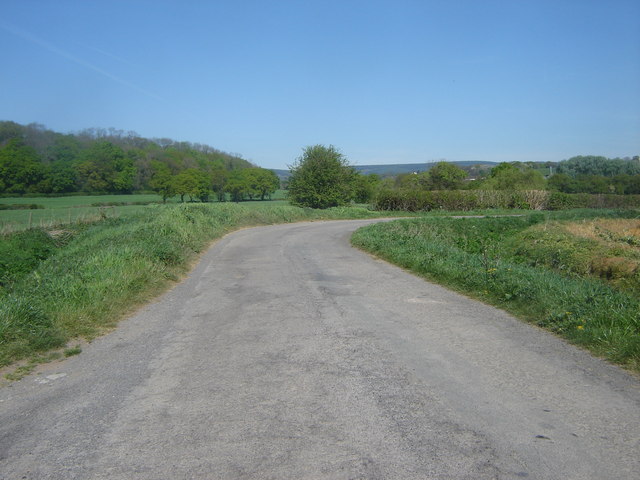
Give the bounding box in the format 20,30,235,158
272,161,499,181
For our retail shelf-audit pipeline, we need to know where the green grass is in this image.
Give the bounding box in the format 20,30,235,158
0,193,174,208
0,191,294,233
0,202,396,371
0,194,169,233
352,209,640,372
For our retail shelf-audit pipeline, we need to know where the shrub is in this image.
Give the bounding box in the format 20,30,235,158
287,145,357,209
0,229,58,286
374,189,640,211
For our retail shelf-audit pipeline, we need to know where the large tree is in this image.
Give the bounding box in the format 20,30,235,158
245,167,280,200
287,145,357,209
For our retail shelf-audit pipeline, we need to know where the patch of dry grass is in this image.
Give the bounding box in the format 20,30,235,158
561,219,640,284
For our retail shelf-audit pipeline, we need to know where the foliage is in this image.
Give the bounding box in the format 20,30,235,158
0,139,46,194
548,172,640,194
0,229,58,287
373,188,640,212
557,155,640,177
0,121,253,197
353,174,382,203
477,162,546,190
173,168,211,202
420,161,468,190
287,145,358,209
149,161,175,202
352,210,640,371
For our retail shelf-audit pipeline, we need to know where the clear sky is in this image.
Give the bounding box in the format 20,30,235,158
1,0,639,169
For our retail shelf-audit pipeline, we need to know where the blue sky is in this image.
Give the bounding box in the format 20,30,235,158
1,0,639,169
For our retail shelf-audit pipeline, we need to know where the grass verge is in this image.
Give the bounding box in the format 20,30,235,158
351,209,640,372
0,203,393,372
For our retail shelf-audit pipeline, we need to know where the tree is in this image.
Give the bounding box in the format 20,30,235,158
547,173,577,193
225,170,250,202
0,139,46,193
287,145,357,209
210,167,227,201
76,141,134,193
557,155,640,177
421,162,467,190
353,174,381,203
481,162,546,190
149,161,175,202
245,167,280,200
173,168,210,202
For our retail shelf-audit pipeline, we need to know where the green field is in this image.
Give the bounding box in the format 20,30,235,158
352,209,640,372
0,191,290,233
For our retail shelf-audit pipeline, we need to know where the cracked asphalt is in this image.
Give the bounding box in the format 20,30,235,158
1,219,638,479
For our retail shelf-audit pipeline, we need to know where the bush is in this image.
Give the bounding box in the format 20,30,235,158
287,145,357,209
374,189,640,211
0,229,58,287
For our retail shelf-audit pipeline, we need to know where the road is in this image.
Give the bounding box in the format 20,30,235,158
1,219,639,479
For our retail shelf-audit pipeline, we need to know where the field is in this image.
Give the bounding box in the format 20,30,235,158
352,209,640,371
0,192,289,233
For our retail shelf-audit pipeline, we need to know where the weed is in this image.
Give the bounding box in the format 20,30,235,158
64,346,82,357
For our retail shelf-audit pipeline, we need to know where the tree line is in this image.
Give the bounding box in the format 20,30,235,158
388,155,640,194
0,121,279,201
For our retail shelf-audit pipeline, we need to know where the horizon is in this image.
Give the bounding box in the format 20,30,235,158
2,1,639,170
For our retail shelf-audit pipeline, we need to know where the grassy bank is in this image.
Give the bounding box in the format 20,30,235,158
0,203,385,371
352,209,640,372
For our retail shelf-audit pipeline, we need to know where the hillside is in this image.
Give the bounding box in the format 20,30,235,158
0,121,253,195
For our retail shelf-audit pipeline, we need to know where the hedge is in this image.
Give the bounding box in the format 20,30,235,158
373,189,640,211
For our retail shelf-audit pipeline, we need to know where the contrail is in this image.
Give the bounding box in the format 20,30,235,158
1,22,165,102
78,43,136,67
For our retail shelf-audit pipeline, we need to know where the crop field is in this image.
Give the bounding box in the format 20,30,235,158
352,209,640,371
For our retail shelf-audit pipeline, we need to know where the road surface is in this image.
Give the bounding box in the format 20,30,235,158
1,219,639,479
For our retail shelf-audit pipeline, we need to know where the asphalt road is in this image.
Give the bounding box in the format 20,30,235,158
1,219,639,479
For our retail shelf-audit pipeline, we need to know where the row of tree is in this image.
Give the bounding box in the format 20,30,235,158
150,164,279,203
0,121,279,201
389,157,640,194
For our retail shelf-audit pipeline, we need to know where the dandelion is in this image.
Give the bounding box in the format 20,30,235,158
577,325,584,330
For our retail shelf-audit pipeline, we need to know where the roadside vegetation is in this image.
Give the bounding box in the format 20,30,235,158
352,209,640,372
0,202,389,375
0,191,289,234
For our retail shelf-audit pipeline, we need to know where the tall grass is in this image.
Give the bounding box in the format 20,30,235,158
352,210,640,371
0,192,291,233
0,203,388,368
